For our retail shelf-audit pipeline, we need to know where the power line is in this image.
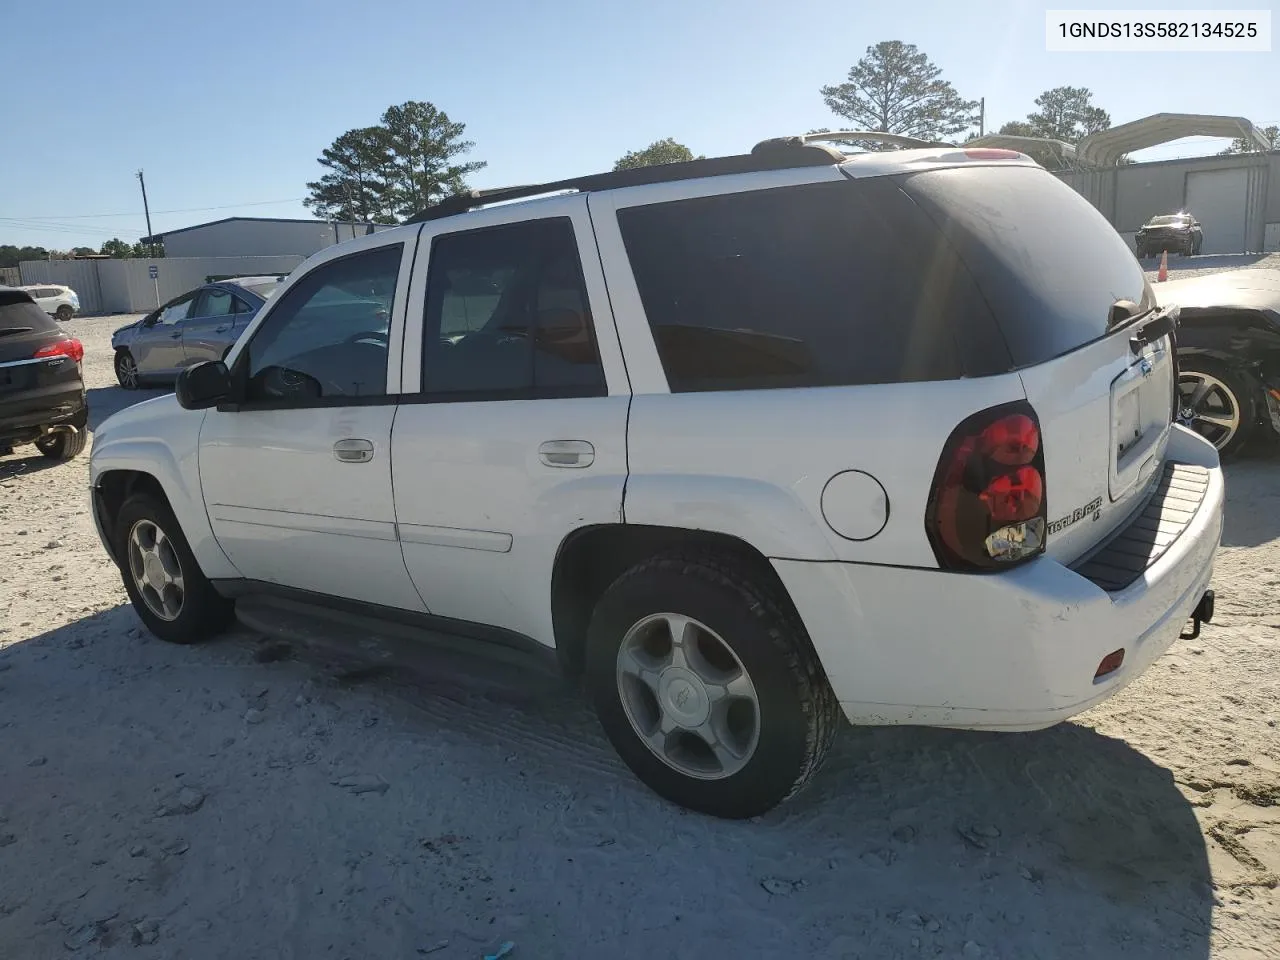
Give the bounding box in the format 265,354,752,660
3,197,306,221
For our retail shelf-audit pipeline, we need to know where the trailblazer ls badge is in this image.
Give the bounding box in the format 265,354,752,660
1048,496,1104,536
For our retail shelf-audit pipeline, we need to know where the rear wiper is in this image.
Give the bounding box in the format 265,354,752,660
0,326,34,337
1128,305,1180,354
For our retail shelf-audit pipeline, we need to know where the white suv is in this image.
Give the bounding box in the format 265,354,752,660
22,284,80,321
89,136,1223,819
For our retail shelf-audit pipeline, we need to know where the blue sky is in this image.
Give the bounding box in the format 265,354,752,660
2,0,1274,249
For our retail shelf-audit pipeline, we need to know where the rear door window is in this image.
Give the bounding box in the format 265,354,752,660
420,217,607,399
195,288,237,318
615,179,1002,392
898,166,1154,368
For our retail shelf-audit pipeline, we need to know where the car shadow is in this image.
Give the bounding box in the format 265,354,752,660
0,607,1213,959
0,450,63,482
85,385,169,432
1221,456,1280,548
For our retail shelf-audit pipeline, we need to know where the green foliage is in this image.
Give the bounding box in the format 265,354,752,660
305,101,487,223
0,244,50,268
100,237,134,258
1220,124,1280,154
996,120,1038,138
1023,86,1110,142
613,138,703,171
820,41,978,147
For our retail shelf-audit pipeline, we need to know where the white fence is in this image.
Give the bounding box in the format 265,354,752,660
18,256,304,314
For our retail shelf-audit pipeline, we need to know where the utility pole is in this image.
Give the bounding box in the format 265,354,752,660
979,98,985,138
136,170,154,256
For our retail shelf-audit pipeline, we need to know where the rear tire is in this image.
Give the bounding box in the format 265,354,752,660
115,350,139,390
34,429,87,461
55,305,73,322
585,550,840,819
113,492,234,644
1177,358,1258,457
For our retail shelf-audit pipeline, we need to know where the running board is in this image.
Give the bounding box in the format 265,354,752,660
214,580,567,690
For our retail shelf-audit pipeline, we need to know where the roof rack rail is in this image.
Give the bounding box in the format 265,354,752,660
405,139,844,224
758,130,955,150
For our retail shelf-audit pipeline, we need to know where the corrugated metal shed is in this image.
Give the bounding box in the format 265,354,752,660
1076,114,1269,167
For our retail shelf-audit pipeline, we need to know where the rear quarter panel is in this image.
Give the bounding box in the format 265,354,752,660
623,377,1027,565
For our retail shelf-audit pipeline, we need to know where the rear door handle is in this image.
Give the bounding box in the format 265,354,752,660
333,438,375,463
538,440,594,468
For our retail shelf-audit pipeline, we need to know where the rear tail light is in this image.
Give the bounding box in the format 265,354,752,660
34,338,84,363
925,401,1048,571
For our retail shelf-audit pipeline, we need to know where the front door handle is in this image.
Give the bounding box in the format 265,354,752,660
333,438,375,463
538,440,594,468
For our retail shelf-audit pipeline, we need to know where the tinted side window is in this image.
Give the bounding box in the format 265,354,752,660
232,296,256,315
243,244,402,402
616,180,1007,392
421,218,606,399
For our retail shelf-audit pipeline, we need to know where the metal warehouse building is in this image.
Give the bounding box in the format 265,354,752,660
141,217,396,259
975,114,1277,256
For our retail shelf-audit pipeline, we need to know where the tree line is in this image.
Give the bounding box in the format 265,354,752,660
0,240,163,268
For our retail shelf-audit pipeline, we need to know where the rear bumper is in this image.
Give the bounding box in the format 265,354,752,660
773,425,1223,731
0,385,87,445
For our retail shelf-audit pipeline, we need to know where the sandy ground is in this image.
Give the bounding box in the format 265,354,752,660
1,265,1279,959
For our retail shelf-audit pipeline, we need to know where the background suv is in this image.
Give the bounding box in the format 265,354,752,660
0,286,87,460
90,137,1222,819
21,283,80,321
111,276,282,388
1136,213,1203,258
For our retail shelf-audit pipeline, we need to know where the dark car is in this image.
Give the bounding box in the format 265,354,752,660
1155,268,1280,456
111,275,283,389
0,286,88,461
1136,213,1203,259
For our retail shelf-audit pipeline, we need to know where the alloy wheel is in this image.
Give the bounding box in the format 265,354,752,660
116,353,138,389
615,613,761,781
127,519,185,621
1177,371,1241,451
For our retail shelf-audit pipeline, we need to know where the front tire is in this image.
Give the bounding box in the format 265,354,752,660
585,551,840,819
34,428,87,461
55,305,74,322
1177,359,1258,457
113,492,234,643
115,350,139,390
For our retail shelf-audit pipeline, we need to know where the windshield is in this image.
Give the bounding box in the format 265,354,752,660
1149,215,1189,226
900,165,1155,368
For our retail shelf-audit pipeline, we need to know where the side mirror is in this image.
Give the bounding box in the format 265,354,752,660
176,360,232,410
141,312,159,326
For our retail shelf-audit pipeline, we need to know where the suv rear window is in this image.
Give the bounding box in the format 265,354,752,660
0,291,58,333
616,179,1004,392
899,166,1154,368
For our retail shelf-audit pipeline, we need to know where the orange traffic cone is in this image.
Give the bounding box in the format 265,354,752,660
1157,249,1168,282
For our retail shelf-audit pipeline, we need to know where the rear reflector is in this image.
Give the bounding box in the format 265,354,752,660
1094,649,1125,679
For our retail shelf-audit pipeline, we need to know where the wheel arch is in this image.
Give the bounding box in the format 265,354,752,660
91,443,240,580
550,523,807,678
